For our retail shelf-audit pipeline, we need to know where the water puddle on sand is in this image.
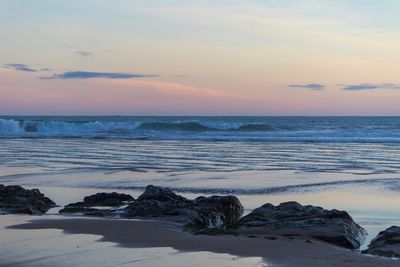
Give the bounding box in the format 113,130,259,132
237,185,400,250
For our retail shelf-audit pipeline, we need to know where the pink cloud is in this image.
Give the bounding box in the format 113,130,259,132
0,69,270,115
98,78,224,97
4,68,400,115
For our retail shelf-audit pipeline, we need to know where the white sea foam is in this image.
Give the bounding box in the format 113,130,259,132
0,119,22,134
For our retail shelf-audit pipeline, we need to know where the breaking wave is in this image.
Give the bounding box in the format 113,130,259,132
137,121,213,131
0,118,141,137
1,116,400,142
0,118,284,137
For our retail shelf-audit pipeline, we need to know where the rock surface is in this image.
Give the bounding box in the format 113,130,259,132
62,185,244,231
59,186,367,247
123,199,192,218
362,226,400,258
0,184,56,214
125,185,243,232
123,185,193,218
83,192,134,206
137,185,187,203
237,201,367,249
59,192,134,216
186,195,244,232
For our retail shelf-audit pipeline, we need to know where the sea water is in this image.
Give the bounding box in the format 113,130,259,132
1,116,400,248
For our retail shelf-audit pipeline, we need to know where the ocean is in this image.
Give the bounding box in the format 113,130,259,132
2,116,400,142
1,116,400,248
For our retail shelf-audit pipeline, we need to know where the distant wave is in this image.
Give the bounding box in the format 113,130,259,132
2,117,400,142
137,121,213,131
0,118,140,137
137,121,288,132
236,123,275,131
0,119,282,136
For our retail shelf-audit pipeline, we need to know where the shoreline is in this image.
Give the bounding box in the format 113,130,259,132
3,215,399,267
1,183,400,266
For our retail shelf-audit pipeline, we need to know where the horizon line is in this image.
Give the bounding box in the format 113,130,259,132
2,114,400,117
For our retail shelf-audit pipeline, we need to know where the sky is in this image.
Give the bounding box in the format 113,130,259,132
1,0,400,115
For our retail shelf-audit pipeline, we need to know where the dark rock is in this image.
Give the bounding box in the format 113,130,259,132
123,186,192,218
59,192,134,216
237,201,367,249
137,185,187,202
0,184,56,214
123,199,192,218
186,196,244,232
125,186,244,233
82,192,134,207
362,226,400,258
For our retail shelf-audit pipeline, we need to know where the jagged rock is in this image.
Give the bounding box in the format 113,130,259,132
82,192,134,207
0,184,56,214
123,185,192,218
124,186,244,232
59,192,134,215
186,196,244,232
123,199,192,217
362,226,400,258
137,185,187,202
237,201,367,249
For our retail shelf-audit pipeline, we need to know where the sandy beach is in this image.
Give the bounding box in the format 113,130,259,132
0,214,397,267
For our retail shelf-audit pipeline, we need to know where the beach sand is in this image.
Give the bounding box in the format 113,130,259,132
1,215,398,267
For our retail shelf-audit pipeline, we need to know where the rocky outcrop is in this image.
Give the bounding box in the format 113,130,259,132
362,226,400,258
237,201,367,249
61,185,244,232
123,185,193,218
123,199,191,217
60,192,134,216
124,185,243,232
58,186,367,248
0,184,56,214
137,185,187,203
83,192,134,206
67,192,134,207
186,196,244,232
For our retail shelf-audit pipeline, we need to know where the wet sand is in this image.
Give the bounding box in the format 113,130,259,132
4,216,399,267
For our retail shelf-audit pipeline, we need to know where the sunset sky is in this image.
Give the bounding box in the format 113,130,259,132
1,0,400,115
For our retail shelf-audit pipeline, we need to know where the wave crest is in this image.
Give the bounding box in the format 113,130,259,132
2,117,400,142
137,121,213,131
0,119,141,137
0,118,279,137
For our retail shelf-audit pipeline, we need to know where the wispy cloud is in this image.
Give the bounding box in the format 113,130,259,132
76,51,92,57
101,79,224,97
41,71,158,80
128,2,400,52
288,83,325,90
4,63,37,72
342,83,400,91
